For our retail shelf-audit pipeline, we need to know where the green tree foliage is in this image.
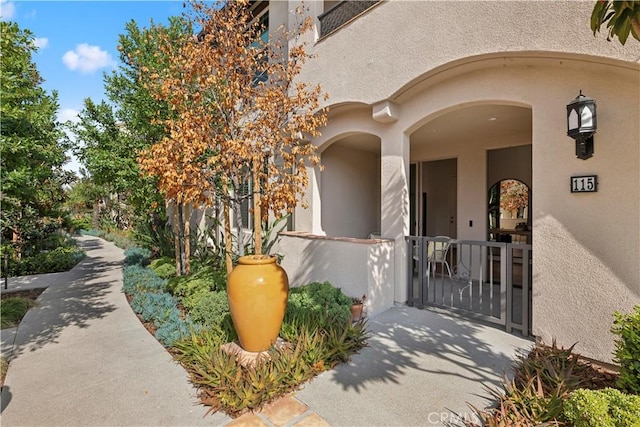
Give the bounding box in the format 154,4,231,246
591,1,640,45
71,99,131,193
102,17,191,217
0,21,71,256
104,17,192,268
68,17,190,244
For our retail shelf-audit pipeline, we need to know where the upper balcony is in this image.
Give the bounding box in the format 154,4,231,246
318,1,381,39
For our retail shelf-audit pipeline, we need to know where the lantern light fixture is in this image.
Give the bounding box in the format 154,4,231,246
566,91,597,160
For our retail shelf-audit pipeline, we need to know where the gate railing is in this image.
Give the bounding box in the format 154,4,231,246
406,236,532,336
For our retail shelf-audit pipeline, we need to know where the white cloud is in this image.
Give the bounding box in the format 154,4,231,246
58,108,80,123
33,37,49,49
62,43,115,73
0,0,16,20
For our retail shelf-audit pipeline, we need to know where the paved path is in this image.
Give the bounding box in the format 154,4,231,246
1,235,534,426
1,236,228,426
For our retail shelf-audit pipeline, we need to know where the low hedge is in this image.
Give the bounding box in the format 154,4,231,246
563,387,640,427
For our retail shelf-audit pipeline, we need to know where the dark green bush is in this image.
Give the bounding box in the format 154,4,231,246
69,215,92,233
286,281,352,328
188,291,233,333
563,387,640,427
167,265,227,311
611,306,640,394
8,246,85,276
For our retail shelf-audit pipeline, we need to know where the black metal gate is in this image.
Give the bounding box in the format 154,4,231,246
406,236,532,336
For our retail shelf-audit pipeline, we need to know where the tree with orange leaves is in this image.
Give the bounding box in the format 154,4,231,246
138,0,327,274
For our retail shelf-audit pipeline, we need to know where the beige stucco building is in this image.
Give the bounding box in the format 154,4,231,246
264,0,640,363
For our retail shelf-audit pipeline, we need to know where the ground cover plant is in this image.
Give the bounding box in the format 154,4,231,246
1,297,37,329
464,307,640,427
121,248,367,417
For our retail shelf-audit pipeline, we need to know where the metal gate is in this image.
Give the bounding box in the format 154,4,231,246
406,236,532,336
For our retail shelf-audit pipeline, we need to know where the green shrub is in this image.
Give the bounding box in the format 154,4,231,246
9,246,85,276
563,387,640,427
123,246,152,266
286,281,352,328
167,265,226,311
149,257,176,278
188,291,233,333
169,276,210,301
471,341,621,425
68,215,92,233
611,306,640,394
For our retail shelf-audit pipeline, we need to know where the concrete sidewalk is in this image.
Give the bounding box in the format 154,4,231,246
1,235,533,426
295,306,533,426
1,235,229,426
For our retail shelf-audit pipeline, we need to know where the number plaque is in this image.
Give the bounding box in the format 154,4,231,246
571,175,598,193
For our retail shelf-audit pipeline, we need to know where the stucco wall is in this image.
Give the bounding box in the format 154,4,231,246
321,144,381,238
296,0,639,108
278,0,640,362
274,233,395,317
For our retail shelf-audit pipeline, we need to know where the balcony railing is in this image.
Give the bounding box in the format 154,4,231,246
318,1,380,38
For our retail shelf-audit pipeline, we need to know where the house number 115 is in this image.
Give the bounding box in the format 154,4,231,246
571,175,598,193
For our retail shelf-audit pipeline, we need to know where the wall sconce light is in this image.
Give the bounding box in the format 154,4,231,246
567,91,597,160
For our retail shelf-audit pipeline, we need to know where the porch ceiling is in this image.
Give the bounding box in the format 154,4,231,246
411,105,532,147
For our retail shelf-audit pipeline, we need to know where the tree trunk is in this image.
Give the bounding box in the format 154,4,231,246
92,199,100,229
172,200,182,276
178,203,186,275
253,159,262,256
184,203,191,275
222,178,234,275
233,177,245,257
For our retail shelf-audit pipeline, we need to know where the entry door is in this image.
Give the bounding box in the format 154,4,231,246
423,159,457,238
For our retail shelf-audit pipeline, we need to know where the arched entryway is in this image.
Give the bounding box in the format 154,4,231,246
407,103,533,335
320,133,381,239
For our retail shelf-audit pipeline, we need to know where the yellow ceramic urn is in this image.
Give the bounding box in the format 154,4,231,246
227,255,289,352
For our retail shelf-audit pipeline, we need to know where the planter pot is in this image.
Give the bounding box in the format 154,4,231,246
351,303,364,322
227,255,289,352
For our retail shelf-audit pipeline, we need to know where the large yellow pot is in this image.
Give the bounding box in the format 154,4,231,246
227,255,289,352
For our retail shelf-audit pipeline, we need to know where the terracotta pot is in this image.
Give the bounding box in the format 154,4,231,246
351,303,364,322
227,255,289,352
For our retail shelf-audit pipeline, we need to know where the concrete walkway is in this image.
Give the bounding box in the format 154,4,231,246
1,236,228,426
1,235,533,426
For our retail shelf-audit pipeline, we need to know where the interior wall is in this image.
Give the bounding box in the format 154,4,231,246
487,145,532,189
321,144,380,238
423,158,457,237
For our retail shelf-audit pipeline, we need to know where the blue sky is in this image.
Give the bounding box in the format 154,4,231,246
1,0,188,172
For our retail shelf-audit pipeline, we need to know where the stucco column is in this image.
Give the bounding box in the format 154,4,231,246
295,164,324,235
380,131,410,304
